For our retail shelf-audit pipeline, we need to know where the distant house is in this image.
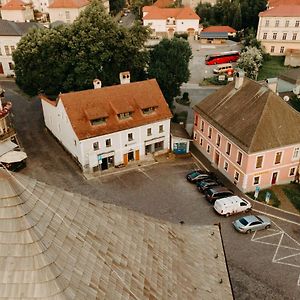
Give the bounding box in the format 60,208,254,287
0,20,43,77
0,0,34,22
143,6,200,38
257,5,300,57
193,71,300,192
40,74,172,173
199,26,236,44
170,122,192,154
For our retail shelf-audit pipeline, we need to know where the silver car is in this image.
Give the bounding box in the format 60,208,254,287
232,215,271,233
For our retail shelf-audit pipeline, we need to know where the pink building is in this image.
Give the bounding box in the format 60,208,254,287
193,72,300,192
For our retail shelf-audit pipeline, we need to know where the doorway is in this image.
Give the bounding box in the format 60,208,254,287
214,151,220,166
271,172,278,184
0,63,3,74
128,151,134,162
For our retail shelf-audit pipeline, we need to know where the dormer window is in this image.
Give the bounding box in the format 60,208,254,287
118,112,132,120
142,107,156,115
91,117,107,125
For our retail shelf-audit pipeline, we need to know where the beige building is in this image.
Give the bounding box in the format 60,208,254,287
257,5,300,56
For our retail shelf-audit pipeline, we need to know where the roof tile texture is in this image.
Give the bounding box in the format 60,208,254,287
202,26,236,33
260,5,300,17
143,6,200,20
48,0,89,9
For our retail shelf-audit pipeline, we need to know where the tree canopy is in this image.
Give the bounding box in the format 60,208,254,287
148,38,192,107
109,0,125,15
13,0,150,96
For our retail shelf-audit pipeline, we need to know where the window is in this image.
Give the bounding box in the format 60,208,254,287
275,20,279,27
275,152,282,164
147,128,152,136
194,115,198,126
194,132,197,140
159,125,163,133
272,32,277,40
224,161,228,171
65,11,70,20
295,20,300,27
282,32,287,40
4,46,10,55
270,46,275,53
8,62,14,70
256,156,263,168
200,138,203,146
208,127,212,139
293,147,300,159
234,171,240,181
263,32,267,39
93,142,99,151
285,20,289,27
216,134,221,147
10,46,15,53
265,20,269,27
289,167,296,177
280,46,285,54
118,112,132,120
292,33,297,40
128,133,133,141
91,117,106,125
143,107,156,114
253,176,260,185
106,139,111,147
207,144,210,153
226,142,231,155
200,120,204,132
237,151,243,165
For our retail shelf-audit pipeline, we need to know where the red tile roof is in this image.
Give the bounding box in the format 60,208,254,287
260,5,300,17
41,79,172,140
48,0,89,9
1,0,27,10
202,26,236,33
143,6,200,20
153,0,175,8
268,0,300,7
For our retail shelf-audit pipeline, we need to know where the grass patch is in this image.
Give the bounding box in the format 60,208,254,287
201,76,229,86
282,184,300,212
257,56,291,80
247,188,280,207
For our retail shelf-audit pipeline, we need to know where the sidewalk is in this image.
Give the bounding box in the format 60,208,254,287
190,143,300,225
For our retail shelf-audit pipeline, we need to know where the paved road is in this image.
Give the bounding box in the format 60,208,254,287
1,80,300,299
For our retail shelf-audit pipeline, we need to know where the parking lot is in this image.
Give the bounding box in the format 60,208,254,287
2,79,300,299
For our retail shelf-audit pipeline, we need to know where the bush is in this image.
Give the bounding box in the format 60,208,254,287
203,76,228,86
283,187,300,212
172,111,188,123
174,33,188,40
247,189,280,207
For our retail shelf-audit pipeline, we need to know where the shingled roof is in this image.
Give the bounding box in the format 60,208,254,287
259,5,300,17
0,19,43,36
41,79,173,140
143,6,200,20
48,0,89,8
0,169,233,299
193,77,300,153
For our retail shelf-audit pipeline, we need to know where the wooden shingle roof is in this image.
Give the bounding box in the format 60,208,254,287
194,77,300,153
0,169,233,299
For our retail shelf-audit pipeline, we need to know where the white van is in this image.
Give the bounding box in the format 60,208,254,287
213,63,234,75
214,196,252,217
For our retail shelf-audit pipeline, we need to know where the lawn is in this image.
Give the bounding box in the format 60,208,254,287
257,56,291,80
247,188,280,207
282,183,300,212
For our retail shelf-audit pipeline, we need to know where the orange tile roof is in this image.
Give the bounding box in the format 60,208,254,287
1,0,27,10
153,0,175,8
268,0,300,7
143,6,200,20
41,79,172,140
260,5,300,17
202,26,236,33
48,0,89,9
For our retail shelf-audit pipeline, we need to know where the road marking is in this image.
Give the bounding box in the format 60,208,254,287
190,153,209,171
297,274,300,286
138,168,153,181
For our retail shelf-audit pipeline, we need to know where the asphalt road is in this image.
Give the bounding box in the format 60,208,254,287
1,80,300,299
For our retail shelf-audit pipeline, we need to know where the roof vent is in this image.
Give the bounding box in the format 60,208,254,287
93,79,102,89
265,78,278,93
119,71,130,84
235,70,245,90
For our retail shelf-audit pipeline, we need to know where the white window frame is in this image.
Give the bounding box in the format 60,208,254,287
216,134,221,147
224,160,229,172
289,167,296,177
200,120,204,132
208,127,212,139
226,142,231,156
274,151,283,165
293,147,300,160
253,176,260,185
207,144,211,154
234,170,240,182
255,155,264,169
236,151,243,166
200,138,203,146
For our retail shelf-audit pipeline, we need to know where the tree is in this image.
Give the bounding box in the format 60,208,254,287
109,0,126,15
13,0,150,96
148,38,192,107
237,46,263,80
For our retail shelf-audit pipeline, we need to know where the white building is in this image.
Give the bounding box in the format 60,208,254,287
0,0,34,22
0,20,43,76
40,74,172,173
143,6,200,38
257,5,300,56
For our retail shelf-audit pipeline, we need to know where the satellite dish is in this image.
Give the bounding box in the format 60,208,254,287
293,85,300,95
283,95,289,102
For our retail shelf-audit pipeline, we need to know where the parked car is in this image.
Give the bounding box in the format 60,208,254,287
204,186,234,203
186,170,213,183
232,215,271,233
197,178,223,192
214,196,252,217
213,63,234,75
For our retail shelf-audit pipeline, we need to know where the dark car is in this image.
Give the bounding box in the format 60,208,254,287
204,186,234,204
186,170,214,183
197,178,223,192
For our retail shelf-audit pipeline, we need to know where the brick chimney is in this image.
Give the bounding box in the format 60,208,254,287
119,71,130,84
93,79,102,89
235,70,245,90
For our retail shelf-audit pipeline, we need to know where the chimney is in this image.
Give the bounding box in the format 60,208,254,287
93,79,102,89
265,78,278,93
119,71,130,84
235,70,245,90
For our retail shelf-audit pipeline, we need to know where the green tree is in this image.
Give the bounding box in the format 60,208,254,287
13,0,150,96
148,38,192,107
232,1,242,31
109,0,126,15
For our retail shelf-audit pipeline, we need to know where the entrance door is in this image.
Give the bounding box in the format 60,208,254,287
135,150,140,161
271,172,278,184
145,145,152,154
123,153,128,165
101,158,108,170
0,63,3,74
128,151,134,162
214,151,220,166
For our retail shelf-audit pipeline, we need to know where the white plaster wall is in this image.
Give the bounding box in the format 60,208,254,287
0,36,20,76
176,19,199,32
49,7,84,23
144,19,167,33
1,10,26,22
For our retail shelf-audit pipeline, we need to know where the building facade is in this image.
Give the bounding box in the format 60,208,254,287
257,5,300,56
193,72,300,192
40,76,172,173
0,0,34,22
